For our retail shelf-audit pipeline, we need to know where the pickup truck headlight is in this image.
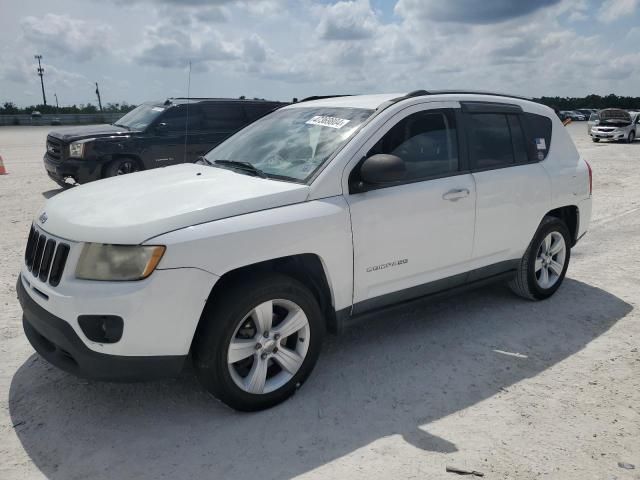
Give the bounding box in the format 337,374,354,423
75,244,166,281
68,138,94,158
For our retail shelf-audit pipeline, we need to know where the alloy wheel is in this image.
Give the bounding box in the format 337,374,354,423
534,231,566,289
227,299,310,395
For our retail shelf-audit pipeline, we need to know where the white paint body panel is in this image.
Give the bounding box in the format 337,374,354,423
37,163,309,244
21,92,592,359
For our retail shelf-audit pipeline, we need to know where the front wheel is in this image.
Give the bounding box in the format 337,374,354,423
193,273,325,411
592,137,600,142
509,216,571,300
105,158,140,178
628,131,635,144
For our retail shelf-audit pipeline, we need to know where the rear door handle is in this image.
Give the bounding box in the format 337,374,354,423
442,188,470,201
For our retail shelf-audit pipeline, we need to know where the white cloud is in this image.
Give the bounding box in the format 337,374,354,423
20,14,112,62
316,0,379,40
599,0,639,22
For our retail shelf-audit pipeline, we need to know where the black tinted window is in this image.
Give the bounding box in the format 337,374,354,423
368,110,458,180
160,105,203,132
522,112,552,161
508,115,528,164
201,103,247,130
468,113,514,169
244,103,278,121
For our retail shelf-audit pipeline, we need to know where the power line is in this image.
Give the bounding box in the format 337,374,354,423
34,55,46,106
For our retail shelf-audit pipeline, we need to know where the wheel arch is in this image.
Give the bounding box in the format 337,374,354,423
102,154,145,177
198,253,339,335
545,205,579,246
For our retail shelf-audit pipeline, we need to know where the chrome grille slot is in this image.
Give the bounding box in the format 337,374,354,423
25,226,38,269
39,239,56,281
49,244,70,286
32,235,46,274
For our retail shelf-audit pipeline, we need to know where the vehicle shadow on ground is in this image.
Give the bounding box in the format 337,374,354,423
41,188,65,199
9,279,631,480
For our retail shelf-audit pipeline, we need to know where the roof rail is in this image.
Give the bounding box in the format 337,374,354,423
298,94,353,103
405,89,531,101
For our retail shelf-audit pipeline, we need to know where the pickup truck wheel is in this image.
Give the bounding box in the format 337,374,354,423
105,158,139,177
509,216,571,300
193,273,325,411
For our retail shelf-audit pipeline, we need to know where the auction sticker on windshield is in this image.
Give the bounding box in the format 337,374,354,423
306,115,351,129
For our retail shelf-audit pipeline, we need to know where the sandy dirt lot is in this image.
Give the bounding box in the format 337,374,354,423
0,124,638,480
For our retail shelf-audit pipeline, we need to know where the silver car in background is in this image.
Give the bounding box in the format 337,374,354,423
590,109,638,143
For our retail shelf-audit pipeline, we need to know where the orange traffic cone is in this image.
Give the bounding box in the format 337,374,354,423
0,155,7,175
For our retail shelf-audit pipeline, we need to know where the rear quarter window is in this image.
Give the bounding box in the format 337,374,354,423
522,113,552,161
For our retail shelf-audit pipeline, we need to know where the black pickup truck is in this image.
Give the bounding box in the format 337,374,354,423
43,97,287,187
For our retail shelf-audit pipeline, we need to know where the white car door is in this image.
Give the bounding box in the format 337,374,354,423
345,102,477,314
463,105,551,268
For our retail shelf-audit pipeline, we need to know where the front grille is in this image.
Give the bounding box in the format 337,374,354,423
25,226,70,287
46,136,63,160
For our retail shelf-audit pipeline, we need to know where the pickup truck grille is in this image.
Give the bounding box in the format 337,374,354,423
25,226,70,287
46,136,63,160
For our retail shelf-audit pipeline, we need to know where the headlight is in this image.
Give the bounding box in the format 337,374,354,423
75,244,166,281
69,138,94,158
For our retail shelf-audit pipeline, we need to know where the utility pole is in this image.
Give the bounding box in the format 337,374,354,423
95,82,103,111
54,93,59,112
34,55,47,106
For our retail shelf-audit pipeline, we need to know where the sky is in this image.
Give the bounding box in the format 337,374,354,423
0,0,639,107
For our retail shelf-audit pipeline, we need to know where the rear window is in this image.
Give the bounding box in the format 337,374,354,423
522,113,552,161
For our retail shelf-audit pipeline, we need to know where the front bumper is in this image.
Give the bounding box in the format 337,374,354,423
18,275,186,381
590,131,625,140
43,153,103,186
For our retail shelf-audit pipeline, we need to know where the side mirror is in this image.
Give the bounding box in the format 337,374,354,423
155,122,169,135
359,154,406,186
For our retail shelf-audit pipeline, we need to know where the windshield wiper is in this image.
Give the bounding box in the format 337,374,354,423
213,160,267,178
113,123,130,130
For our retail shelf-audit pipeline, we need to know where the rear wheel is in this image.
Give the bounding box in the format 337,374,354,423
509,216,571,300
193,273,325,411
105,157,140,178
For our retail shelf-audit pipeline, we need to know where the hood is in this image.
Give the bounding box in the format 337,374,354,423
48,124,137,142
37,164,310,244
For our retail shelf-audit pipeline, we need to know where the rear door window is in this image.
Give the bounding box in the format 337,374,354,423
507,115,528,164
467,113,514,169
201,103,248,131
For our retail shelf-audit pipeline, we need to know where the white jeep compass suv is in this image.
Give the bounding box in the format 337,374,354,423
18,91,593,411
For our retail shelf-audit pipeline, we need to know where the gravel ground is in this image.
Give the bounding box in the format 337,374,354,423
0,123,638,480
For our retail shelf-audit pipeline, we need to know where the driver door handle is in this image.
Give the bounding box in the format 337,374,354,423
442,188,470,201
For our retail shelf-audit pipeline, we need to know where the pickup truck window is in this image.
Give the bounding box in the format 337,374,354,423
115,103,166,130
205,107,373,182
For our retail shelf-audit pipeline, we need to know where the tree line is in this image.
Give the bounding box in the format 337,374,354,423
0,102,137,115
532,94,640,110
2,94,640,115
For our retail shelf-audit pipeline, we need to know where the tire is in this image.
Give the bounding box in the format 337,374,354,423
628,131,635,144
592,137,600,142
104,157,140,178
509,216,571,301
192,273,325,411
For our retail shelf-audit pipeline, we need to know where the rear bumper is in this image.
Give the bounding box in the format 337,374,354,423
17,275,186,381
43,153,102,185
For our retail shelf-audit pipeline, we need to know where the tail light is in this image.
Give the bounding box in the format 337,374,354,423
585,159,592,196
